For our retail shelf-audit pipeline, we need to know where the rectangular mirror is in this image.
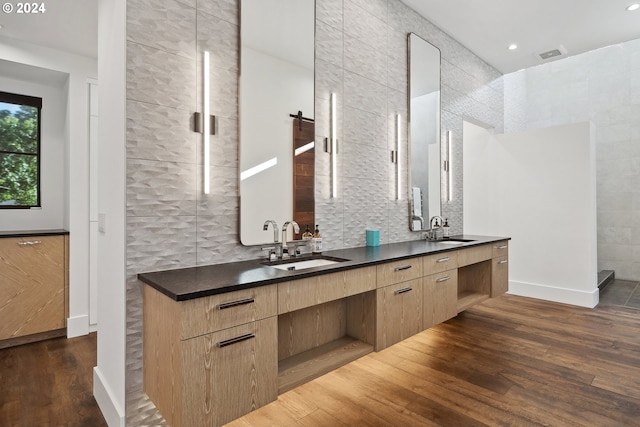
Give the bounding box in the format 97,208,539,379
239,0,315,245
408,33,441,231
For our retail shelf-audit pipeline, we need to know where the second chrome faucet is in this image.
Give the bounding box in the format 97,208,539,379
262,219,301,260
281,220,300,254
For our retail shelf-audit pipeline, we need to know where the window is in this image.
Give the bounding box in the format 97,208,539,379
0,91,42,208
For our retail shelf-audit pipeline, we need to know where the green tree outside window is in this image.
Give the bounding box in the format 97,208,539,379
0,92,42,208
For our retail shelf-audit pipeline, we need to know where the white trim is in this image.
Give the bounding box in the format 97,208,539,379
93,367,125,427
66,314,89,338
508,280,599,308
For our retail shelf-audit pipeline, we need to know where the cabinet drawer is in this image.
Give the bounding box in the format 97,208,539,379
457,244,492,267
279,273,344,314
278,267,376,314
345,266,377,296
182,317,278,427
375,279,423,350
423,251,458,275
180,285,277,339
491,256,509,297
423,269,458,328
492,241,509,258
376,258,423,288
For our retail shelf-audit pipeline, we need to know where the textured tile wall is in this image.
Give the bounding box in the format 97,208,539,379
314,0,504,250
503,38,640,280
124,0,503,423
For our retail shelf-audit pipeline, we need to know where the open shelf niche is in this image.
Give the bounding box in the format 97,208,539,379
457,260,491,313
277,291,376,394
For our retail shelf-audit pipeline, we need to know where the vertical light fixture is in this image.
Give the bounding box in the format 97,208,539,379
331,92,337,198
446,130,453,202
203,50,211,195
396,114,401,200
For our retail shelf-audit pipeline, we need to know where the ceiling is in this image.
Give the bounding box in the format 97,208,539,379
1,1,639,73
401,0,640,73
0,0,97,58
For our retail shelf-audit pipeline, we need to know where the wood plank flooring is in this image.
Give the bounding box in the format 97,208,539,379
227,294,640,427
0,332,107,427
2,294,639,426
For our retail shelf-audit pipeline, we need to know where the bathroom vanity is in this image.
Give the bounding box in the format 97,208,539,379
0,230,69,349
140,236,509,427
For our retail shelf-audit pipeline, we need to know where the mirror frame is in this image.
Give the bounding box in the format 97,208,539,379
239,0,316,246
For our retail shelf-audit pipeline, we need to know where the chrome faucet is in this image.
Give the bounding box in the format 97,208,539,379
430,215,443,230
263,220,283,258
425,215,444,240
263,220,279,242
281,220,300,255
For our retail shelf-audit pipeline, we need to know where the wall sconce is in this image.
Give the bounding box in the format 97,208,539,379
445,130,452,202
194,51,216,195
324,93,338,198
391,114,401,200
396,114,402,200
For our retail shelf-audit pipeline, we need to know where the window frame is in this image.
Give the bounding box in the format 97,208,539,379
0,91,42,209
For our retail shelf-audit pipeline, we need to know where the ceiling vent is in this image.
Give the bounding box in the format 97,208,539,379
535,45,568,62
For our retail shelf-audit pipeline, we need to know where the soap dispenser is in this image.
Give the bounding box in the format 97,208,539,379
312,225,322,254
302,225,313,240
443,218,450,238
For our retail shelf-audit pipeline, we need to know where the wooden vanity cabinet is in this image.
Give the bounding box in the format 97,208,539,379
276,267,377,394
423,270,458,328
376,258,423,288
375,279,423,351
0,235,68,347
144,284,278,427
422,251,459,329
143,239,511,426
181,318,277,427
491,241,509,297
278,266,376,314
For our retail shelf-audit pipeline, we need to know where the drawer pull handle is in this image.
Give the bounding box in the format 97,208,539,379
217,333,256,348
394,265,413,271
436,275,450,283
18,240,42,246
394,287,413,295
498,260,508,265
436,257,450,263
495,245,508,249
217,298,255,310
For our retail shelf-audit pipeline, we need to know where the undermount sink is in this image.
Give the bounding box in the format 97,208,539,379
265,256,349,271
436,238,476,245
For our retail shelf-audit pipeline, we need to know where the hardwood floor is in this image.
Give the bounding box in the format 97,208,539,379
0,332,107,427
3,294,639,426
228,294,640,427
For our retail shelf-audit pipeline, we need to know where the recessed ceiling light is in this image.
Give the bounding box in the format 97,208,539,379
627,3,640,11
508,44,518,51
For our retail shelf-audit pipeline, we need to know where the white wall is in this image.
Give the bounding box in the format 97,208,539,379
0,36,97,337
0,70,66,230
504,38,640,280
464,122,598,307
463,121,492,235
93,0,126,425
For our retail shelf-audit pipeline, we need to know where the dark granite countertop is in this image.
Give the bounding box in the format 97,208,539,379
0,229,69,238
138,235,510,301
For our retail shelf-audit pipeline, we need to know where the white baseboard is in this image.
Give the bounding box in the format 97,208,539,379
67,314,90,338
94,367,125,427
508,280,599,308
